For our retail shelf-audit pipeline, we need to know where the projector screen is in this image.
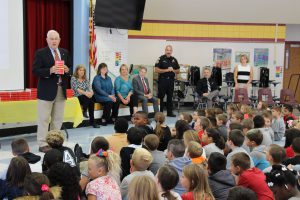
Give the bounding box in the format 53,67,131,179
0,0,24,90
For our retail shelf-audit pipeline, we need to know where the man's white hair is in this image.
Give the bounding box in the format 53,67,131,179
165,45,173,50
47,30,60,38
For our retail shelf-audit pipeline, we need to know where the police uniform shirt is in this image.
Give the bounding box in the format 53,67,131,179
155,55,180,79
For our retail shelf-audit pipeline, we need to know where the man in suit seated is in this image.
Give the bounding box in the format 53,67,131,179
132,66,159,114
196,67,219,108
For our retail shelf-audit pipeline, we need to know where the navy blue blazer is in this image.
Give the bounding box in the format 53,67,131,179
32,47,72,101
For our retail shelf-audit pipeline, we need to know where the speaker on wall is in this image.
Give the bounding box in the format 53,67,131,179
94,0,146,30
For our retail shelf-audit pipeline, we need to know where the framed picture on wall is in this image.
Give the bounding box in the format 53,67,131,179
235,51,250,63
213,48,232,68
254,48,269,67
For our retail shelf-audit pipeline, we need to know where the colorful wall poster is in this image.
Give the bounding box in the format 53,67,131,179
275,66,282,78
254,48,269,67
235,51,250,63
213,48,232,68
115,52,121,67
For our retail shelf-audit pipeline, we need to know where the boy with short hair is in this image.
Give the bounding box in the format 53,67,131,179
133,111,154,137
0,138,42,180
283,137,300,166
120,147,154,198
106,117,129,155
230,152,275,200
283,104,296,129
167,139,192,195
216,113,228,140
241,119,254,135
208,152,235,200
263,144,286,173
191,109,205,128
226,129,254,169
271,106,285,141
186,141,206,165
262,111,275,141
245,129,269,171
143,134,166,175
253,115,273,146
231,111,244,124
120,127,143,180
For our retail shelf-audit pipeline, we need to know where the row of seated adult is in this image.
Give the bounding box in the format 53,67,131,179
71,64,159,127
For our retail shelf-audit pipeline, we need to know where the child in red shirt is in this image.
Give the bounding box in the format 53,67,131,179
194,117,211,146
230,152,275,200
283,104,296,129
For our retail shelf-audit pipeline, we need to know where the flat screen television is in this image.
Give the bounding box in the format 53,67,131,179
94,0,146,30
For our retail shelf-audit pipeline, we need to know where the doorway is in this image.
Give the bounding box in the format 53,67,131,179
284,42,300,102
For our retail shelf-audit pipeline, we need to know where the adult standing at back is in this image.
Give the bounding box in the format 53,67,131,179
32,30,72,153
234,54,253,93
155,45,180,117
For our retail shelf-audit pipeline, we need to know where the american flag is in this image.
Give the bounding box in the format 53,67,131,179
89,0,97,69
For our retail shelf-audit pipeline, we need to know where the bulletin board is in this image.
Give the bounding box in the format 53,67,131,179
90,27,128,82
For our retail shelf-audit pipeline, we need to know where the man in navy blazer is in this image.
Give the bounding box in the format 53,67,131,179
132,66,159,114
32,30,72,152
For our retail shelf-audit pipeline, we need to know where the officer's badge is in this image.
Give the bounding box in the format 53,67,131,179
172,59,175,63
155,58,160,64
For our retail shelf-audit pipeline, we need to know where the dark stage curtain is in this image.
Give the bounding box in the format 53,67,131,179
25,0,71,88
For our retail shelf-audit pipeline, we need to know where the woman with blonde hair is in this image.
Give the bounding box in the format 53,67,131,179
71,65,99,128
181,164,214,200
128,175,159,200
233,54,253,94
114,64,138,117
154,112,172,151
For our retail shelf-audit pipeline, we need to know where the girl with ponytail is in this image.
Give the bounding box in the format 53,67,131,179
15,172,61,200
202,128,225,158
156,165,182,200
85,149,122,200
154,112,172,151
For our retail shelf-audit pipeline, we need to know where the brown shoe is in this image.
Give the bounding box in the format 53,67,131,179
39,146,51,153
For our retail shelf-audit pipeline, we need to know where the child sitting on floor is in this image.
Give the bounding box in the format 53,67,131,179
263,144,286,173
226,104,238,128
186,141,206,166
181,164,214,200
208,152,235,200
133,111,154,137
120,147,154,199
120,127,143,180
245,129,270,171
283,104,297,129
156,165,182,200
154,112,172,151
216,113,228,140
271,106,285,141
86,150,122,200
230,152,275,200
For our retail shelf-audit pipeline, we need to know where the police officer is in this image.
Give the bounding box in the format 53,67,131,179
155,45,180,117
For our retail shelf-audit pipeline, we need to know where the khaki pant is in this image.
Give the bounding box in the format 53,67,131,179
37,86,65,147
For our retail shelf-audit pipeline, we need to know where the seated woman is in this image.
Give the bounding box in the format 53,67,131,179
114,64,138,117
92,63,118,126
71,65,99,128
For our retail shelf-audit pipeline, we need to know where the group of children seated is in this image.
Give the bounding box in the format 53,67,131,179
1,101,300,200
